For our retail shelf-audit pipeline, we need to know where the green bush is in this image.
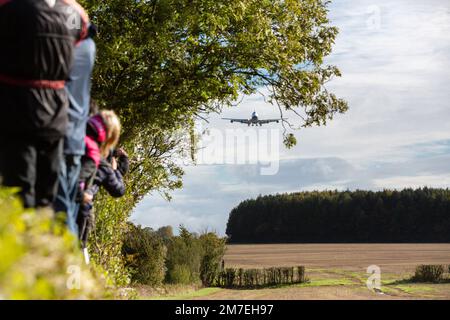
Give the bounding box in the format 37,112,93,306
165,227,227,286
0,188,113,299
297,266,306,283
165,227,202,284
122,224,166,286
199,232,226,286
219,268,237,288
168,264,192,285
90,191,132,287
217,266,307,288
412,265,445,283
121,224,226,286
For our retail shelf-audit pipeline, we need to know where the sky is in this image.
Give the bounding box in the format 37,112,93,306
131,0,450,235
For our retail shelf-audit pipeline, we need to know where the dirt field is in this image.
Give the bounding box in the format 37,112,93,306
196,244,450,300
224,243,450,274
140,244,450,300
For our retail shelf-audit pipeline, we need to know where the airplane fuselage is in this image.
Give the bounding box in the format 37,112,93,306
248,112,260,126
224,111,283,126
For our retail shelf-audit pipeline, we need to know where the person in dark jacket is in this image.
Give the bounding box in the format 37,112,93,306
54,24,97,235
0,0,89,208
89,149,129,198
77,112,111,201
78,148,129,263
76,110,124,263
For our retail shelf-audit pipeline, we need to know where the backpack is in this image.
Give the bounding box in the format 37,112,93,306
0,0,89,137
0,0,89,88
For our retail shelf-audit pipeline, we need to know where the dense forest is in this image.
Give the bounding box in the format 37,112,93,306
226,188,450,243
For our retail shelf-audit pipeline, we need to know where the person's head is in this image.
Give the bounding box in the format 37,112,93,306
99,110,121,157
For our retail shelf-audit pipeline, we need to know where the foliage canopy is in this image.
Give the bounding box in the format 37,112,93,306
80,0,347,202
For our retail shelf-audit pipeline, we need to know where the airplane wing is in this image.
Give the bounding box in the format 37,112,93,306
222,118,250,124
258,118,287,124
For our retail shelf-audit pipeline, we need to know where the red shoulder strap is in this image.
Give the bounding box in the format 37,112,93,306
0,74,66,89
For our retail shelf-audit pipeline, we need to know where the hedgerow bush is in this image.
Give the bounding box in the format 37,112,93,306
297,266,306,283
199,232,227,287
0,189,114,299
168,264,192,285
411,265,445,283
216,266,307,288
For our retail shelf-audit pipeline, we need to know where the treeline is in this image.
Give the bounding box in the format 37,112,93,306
226,188,450,243
122,224,226,287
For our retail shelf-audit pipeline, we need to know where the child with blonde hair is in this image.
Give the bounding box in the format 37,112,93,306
76,110,129,263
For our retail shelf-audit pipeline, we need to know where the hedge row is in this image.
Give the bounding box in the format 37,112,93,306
215,266,306,288
411,265,450,283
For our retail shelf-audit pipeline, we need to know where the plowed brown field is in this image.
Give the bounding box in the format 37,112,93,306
224,243,450,273
196,244,450,300
140,244,450,300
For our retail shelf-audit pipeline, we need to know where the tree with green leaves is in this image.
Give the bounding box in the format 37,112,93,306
122,224,167,285
78,0,347,284
199,232,227,286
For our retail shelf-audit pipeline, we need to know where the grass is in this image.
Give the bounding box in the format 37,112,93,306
143,287,222,300
394,284,436,294
380,279,447,297
139,266,450,300
142,279,450,300
381,274,411,285
380,286,400,295
319,269,366,282
307,268,444,298
295,278,355,288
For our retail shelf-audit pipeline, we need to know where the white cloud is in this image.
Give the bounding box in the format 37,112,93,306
373,174,450,190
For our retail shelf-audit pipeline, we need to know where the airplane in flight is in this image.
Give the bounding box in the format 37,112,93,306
222,111,286,126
